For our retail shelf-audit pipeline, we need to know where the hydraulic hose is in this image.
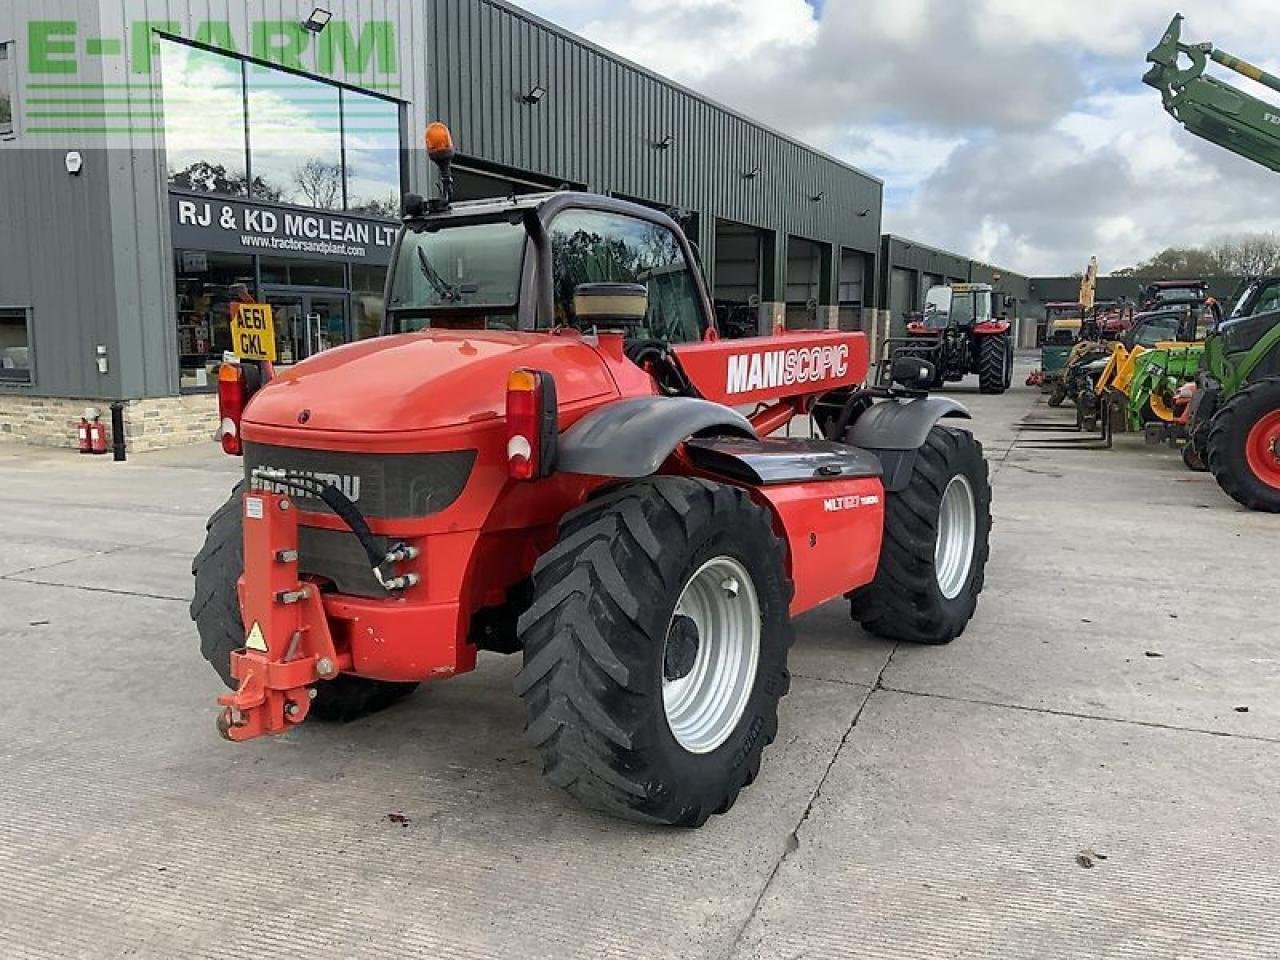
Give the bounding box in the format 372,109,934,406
250,470,395,586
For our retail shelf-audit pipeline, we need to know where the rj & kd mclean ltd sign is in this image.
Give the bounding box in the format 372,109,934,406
170,195,397,265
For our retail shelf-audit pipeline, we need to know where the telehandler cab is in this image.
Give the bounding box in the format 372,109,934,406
192,123,993,826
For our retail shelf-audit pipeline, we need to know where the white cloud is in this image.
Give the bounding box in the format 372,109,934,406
516,0,1280,274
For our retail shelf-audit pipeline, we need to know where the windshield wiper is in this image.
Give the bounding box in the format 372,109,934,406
417,248,461,303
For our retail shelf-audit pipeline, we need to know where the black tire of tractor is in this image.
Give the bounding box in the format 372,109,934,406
1183,416,1211,472
1181,442,1208,472
190,483,420,721
1206,378,1280,513
849,427,991,644
513,477,794,827
978,335,1011,395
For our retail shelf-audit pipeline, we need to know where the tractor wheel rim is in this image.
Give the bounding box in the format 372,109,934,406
935,474,977,600
663,556,761,755
1244,410,1280,490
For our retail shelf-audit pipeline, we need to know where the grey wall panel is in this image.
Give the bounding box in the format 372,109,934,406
0,148,122,399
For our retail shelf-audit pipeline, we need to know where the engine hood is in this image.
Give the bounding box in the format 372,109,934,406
243,330,618,436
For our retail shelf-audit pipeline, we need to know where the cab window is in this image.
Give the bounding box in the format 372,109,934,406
548,209,704,343
1134,316,1179,347
1251,282,1280,317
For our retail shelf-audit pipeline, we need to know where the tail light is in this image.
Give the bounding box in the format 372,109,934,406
506,369,558,480
217,362,246,456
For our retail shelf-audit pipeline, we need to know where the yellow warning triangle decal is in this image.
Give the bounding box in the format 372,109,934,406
245,622,268,653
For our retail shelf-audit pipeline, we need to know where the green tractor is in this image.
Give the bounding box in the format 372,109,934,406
1182,278,1280,511
1145,16,1280,510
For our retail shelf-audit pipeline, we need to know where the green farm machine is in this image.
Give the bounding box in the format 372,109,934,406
1141,15,1280,510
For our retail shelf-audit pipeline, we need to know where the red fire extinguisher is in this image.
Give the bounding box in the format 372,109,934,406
89,416,108,455
78,416,93,454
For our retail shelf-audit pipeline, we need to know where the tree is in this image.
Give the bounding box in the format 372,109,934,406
1213,233,1280,276
293,158,344,210
1113,233,1280,278
169,161,282,202
348,193,400,219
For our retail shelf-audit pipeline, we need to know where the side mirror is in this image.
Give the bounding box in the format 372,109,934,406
574,283,649,331
891,357,937,390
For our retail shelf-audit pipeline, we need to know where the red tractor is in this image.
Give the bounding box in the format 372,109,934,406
884,283,1014,394
193,124,992,826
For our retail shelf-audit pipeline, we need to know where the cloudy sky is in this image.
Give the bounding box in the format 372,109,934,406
517,0,1280,275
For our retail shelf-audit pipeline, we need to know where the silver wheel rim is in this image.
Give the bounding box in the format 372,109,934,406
935,475,977,600
663,556,761,755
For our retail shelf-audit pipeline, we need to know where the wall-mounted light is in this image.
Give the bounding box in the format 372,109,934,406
655,134,674,150
301,7,332,33
856,207,871,217
810,191,826,202
742,164,761,180
522,84,547,105
65,151,84,176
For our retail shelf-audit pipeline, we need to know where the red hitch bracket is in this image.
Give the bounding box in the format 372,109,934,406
217,487,348,742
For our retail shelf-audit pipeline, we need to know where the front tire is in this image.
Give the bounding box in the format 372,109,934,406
514,478,794,826
190,484,420,721
979,335,1011,394
1206,378,1280,512
850,427,991,644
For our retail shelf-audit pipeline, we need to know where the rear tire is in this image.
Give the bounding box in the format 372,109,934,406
850,427,991,644
514,477,794,826
1206,378,1280,512
978,335,1011,394
190,483,420,721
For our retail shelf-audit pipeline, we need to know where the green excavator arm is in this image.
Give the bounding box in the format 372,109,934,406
1144,14,1280,172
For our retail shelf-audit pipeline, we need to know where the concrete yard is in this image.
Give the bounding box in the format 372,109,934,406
1,359,1276,960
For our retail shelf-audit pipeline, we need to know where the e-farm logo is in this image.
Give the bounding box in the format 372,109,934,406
16,17,399,136
26,18,398,81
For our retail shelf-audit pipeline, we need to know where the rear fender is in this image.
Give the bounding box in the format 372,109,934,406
557,396,756,479
973,321,1011,335
846,397,972,492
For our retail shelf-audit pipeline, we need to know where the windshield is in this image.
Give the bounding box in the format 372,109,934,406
1231,281,1280,319
1130,315,1180,348
388,221,526,331
923,287,992,328
1151,286,1204,305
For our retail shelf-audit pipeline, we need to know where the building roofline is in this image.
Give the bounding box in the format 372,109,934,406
882,234,1028,281
486,0,884,187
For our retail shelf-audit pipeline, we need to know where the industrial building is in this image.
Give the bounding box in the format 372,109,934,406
0,0,1042,451
878,235,1034,345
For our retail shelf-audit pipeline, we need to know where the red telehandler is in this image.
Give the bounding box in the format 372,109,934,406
192,123,993,826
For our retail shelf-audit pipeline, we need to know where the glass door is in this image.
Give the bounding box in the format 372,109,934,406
262,290,351,364
263,293,304,366
306,294,350,354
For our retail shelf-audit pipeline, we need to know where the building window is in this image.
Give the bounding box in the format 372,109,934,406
548,210,704,343
248,67,343,208
0,43,14,137
158,36,403,213
160,42,249,196
175,252,256,390
0,308,34,384
344,90,402,217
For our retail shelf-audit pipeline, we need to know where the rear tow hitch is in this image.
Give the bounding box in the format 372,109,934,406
217,484,348,742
